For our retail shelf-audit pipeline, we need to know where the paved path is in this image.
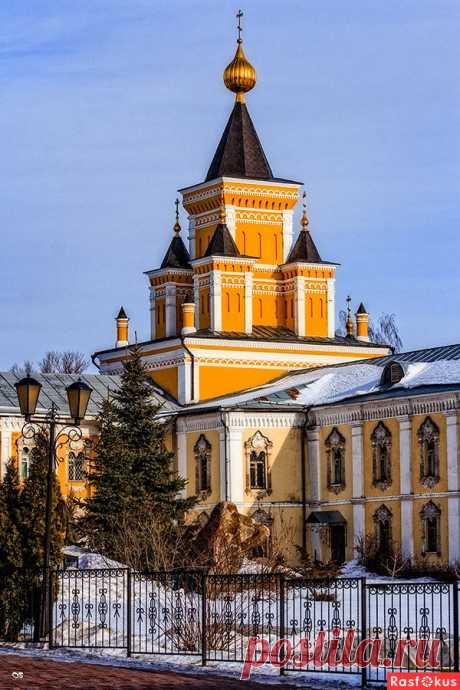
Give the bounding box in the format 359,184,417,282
0,654,298,690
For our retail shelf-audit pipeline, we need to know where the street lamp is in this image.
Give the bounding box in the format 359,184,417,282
15,375,93,638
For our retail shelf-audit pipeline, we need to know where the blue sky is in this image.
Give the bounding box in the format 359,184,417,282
1,0,459,370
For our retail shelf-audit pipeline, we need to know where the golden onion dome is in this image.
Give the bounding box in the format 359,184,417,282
223,41,256,102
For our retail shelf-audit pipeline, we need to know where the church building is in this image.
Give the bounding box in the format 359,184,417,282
93,24,390,403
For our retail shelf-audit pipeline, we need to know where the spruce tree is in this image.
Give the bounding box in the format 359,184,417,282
0,461,24,638
82,346,196,563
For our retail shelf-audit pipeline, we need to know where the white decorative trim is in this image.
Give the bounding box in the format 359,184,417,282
149,286,156,341
228,427,244,503
401,500,415,560
327,278,336,338
446,413,459,492
307,426,321,504
311,394,459,427
176,413,222,434
399,416,412,495
210,270,222,332
351,422,363,499
294,276,305,337
282,210,294,262
244,273,253,335
165,284,177,338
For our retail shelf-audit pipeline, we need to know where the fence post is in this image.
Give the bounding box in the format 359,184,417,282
48,570,54,650
360,577,367,688
453,581,459,672
126,569,132,658
201,571,207,666
279,574,285,676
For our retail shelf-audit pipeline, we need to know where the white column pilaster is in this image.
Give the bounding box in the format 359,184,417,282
165,284,177,337
294,276,305,337
307,427,321,503
226,206,236,240
351,422,365,549
210,270,222,332
0,427,11,480
398,416,414,560
227,425,244,504
219,429,227,502
244,273,253,334
149,286,156,340
177,425,187,498
188,216,196,259
447,412,460,562
327,278,336,338
282,210,294,262
193,274,200,329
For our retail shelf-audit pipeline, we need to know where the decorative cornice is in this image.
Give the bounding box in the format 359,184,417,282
310,392,460,427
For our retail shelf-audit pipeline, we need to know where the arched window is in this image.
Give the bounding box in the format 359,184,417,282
421,501,441,554
273,233,278,261
226,293,231,312
257,233,262,257
20,447,30,480
417,417,440,487
326,428,346,494
258,299,263,318
373,505,392,554
371,422,392,490
309,297,313,317
245,431,273,493
68,452,84,481
194,435,211,495
242,231,246,254
237,293,241,312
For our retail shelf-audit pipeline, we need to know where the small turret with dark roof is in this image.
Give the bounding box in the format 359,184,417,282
356,302,368,315
204,206,240,258
160,199,191,270
286,192,323,264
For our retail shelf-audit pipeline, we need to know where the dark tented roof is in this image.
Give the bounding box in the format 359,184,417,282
286,228,323,264
160,235,191,269
204,223,240,258
116,306,127,319
206,101,273,182
356,302,367,315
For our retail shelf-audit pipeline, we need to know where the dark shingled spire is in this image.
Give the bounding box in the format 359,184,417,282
286,230,322,264
116,306,127,319
205,101,273,182
205,221,240,258
356,302,367,314
160,235,191,269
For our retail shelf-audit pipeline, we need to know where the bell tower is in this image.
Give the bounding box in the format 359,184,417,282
94,12,391,402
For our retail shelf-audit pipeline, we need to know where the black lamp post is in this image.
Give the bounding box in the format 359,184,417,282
15,375,92,638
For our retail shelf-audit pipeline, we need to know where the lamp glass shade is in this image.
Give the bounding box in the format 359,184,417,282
66,379,92,423
15,376,42,419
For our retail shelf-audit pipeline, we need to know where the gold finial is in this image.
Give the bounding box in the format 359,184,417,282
223,10,256,103
300,191,309,231
346,295,354,337
173,198,181,234
219,201,226,224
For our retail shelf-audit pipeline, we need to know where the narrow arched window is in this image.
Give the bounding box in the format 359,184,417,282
237,293,241,312
245,431,273,493
309,297,313,317
258,233,262,257
68,451,84,481
242,231,246,254
371,422,392,490
194,435,211,495
417,417,440,487
226,293,231,312
326,428,346,494
258,299,263,318
421,501,441,554
21,447,30,480
373,505,392,554
273,233,278,261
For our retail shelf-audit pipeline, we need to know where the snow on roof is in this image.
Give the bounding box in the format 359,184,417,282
192,358,460,412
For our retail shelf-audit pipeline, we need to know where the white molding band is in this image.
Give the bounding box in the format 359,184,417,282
165,284,177,338
327,278,336,338
210,270,222,332
244,273,253,335
294,276,305,337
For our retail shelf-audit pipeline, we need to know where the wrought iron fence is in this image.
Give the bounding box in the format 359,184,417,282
2,568,460,686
